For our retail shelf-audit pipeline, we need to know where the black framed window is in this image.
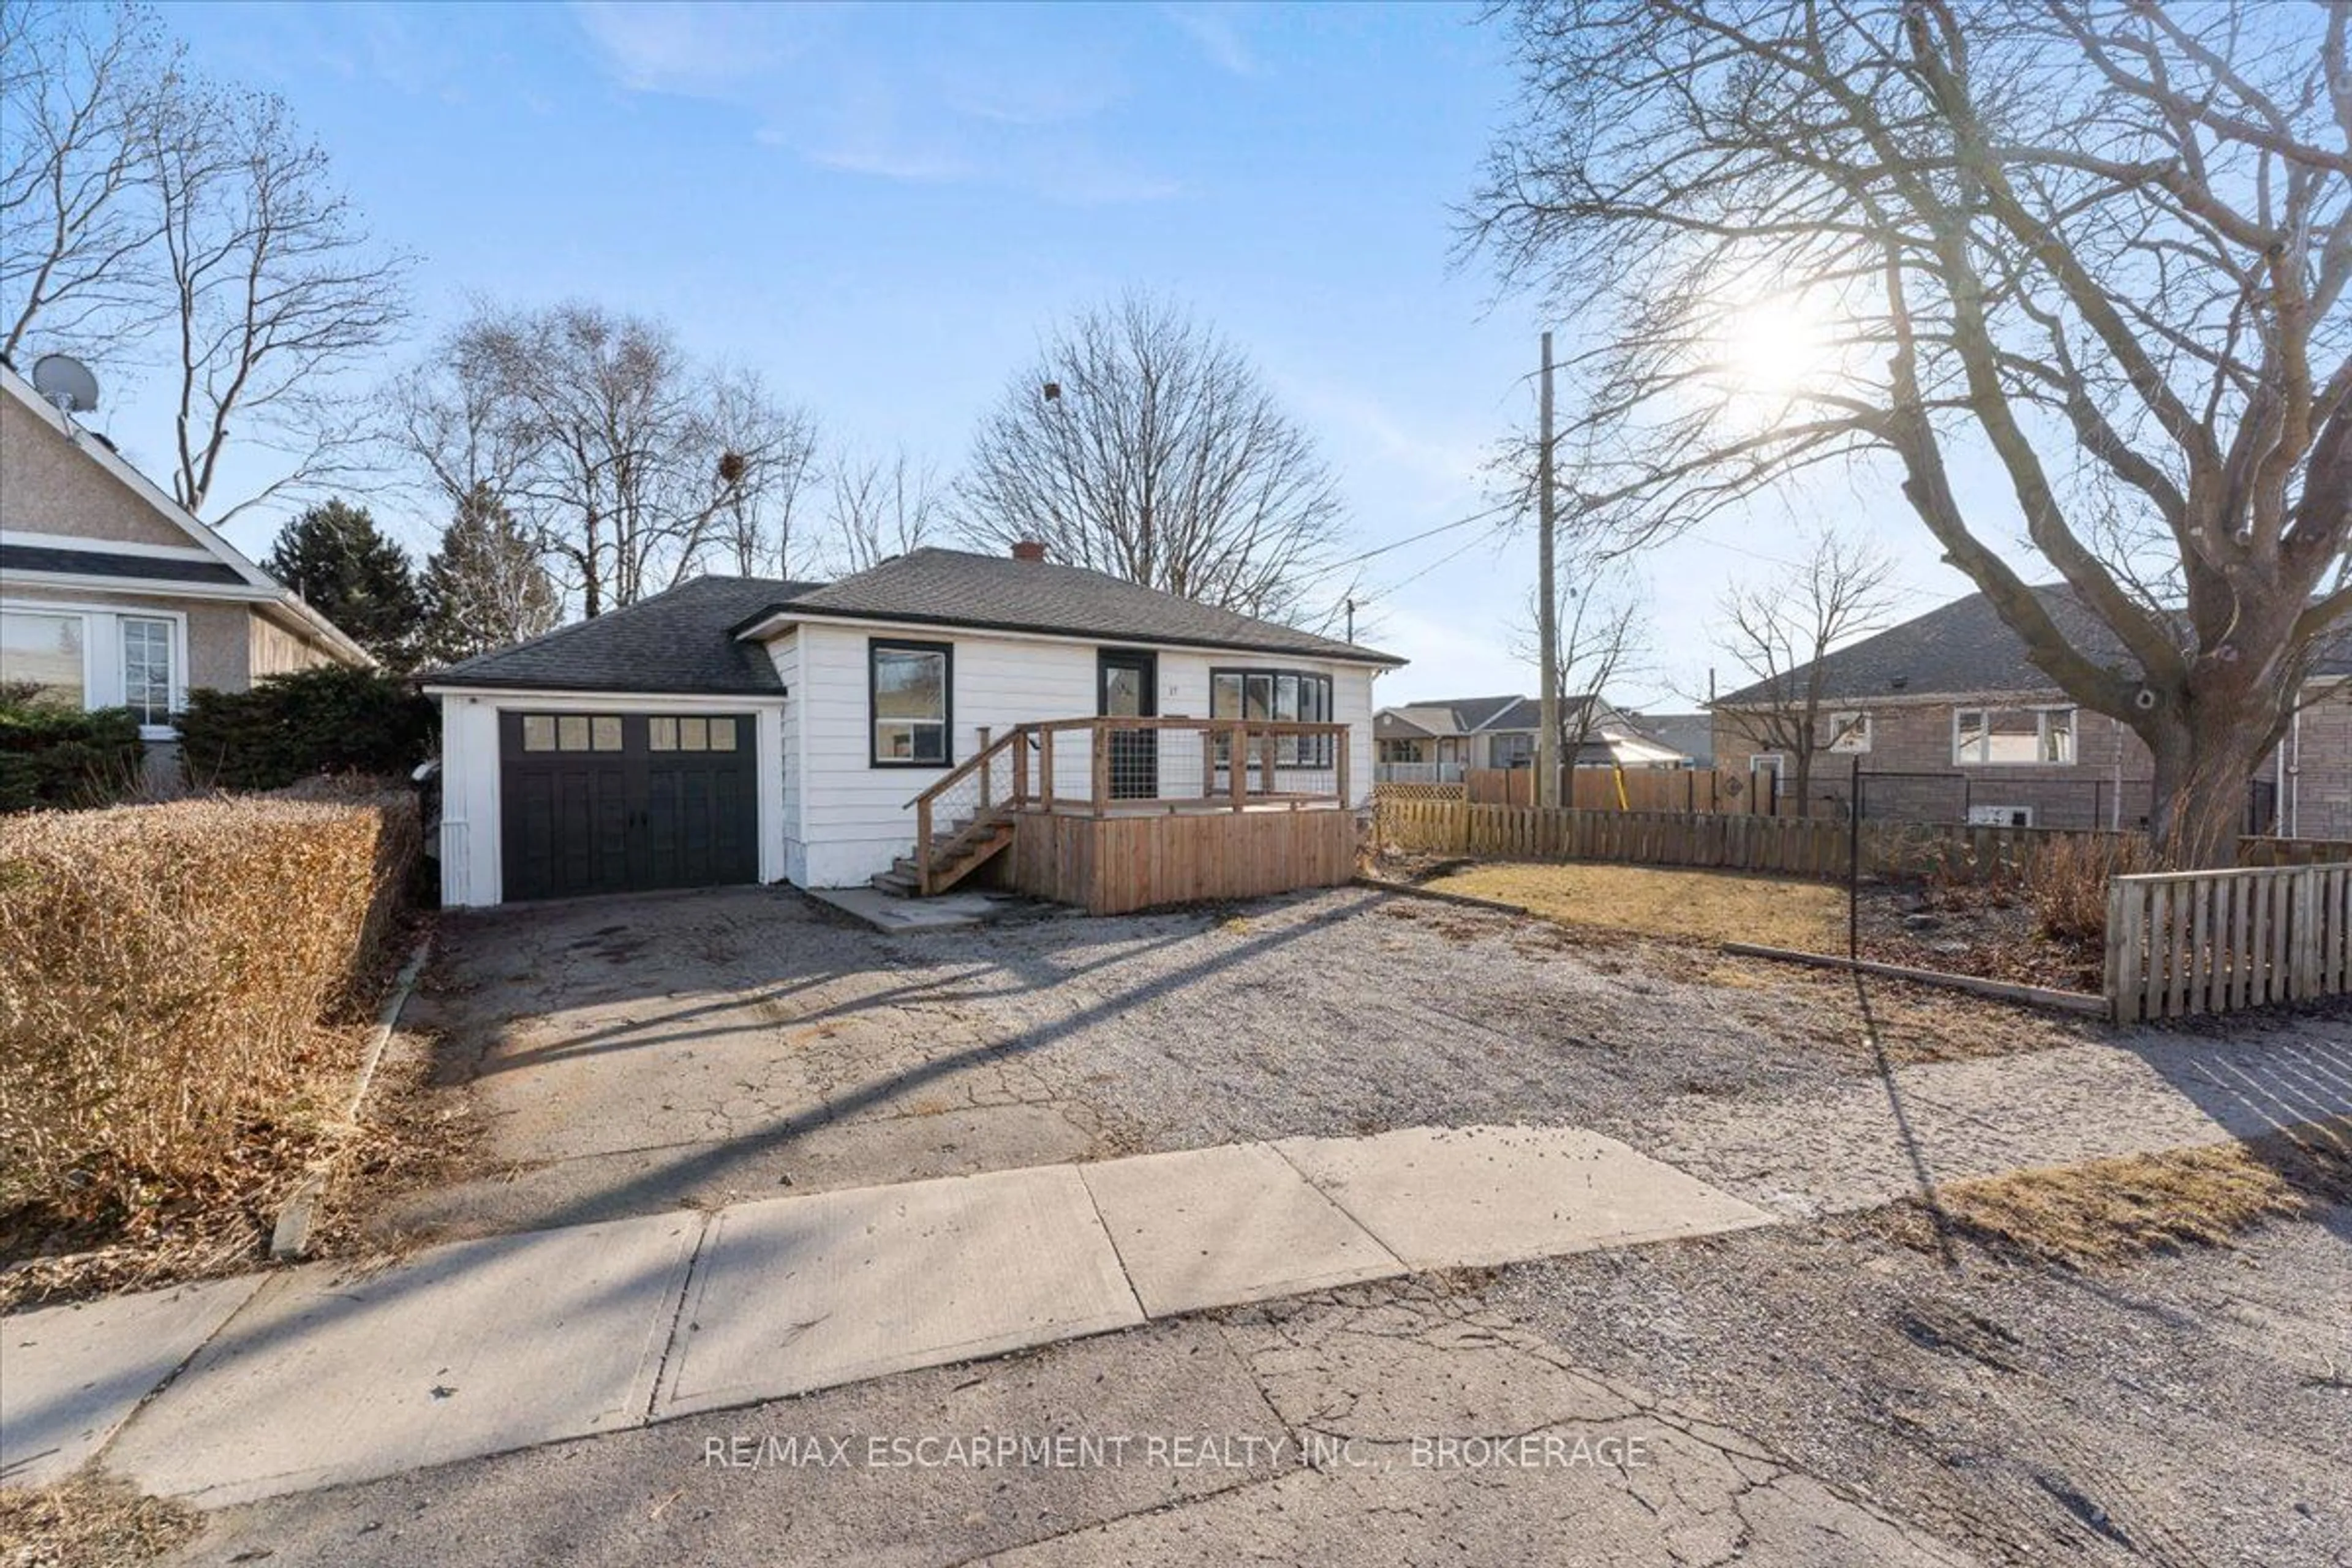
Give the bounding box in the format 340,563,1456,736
870,639,952,766
1210,668,1333,767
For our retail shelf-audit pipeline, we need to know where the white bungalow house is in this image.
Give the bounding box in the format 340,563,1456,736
426,545,1402,911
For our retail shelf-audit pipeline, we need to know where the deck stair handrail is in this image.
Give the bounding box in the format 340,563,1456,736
903,716,1349,895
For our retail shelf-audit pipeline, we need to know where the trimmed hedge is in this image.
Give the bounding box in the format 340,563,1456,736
177,666,435,791
0,703,145,813
0,792,420,1219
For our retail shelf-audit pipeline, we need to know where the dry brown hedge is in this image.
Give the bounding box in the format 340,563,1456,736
0,791,418,1222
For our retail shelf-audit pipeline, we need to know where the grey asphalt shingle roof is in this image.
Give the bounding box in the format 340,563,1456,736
1372,695,1527,736
1716,586,2135,706
745,547,1401,665
428,575,824,693
1717,584,2352,707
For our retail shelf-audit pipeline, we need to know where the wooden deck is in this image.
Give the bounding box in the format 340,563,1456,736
1002,806,1359,916
903,715,1359,911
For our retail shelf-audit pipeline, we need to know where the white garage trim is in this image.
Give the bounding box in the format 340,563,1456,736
426,685,786,908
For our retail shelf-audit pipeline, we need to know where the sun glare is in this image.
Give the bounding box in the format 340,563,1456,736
1721,299,1833,399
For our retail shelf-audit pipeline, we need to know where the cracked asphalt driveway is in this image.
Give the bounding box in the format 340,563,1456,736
177,883,2349,1566
375,880,2105,1248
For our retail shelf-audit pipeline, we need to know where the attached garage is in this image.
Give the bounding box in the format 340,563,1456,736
499,711,760,901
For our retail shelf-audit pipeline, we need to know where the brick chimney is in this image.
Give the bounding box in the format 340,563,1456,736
1010,540,1047,562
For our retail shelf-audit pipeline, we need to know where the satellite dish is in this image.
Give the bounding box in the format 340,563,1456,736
30,353,100,414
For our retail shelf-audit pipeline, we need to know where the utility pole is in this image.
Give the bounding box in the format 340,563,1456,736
1536,331,1560,810
1344,596,1356,643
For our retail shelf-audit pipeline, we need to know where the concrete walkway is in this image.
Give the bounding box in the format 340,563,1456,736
0,1124,1769,1506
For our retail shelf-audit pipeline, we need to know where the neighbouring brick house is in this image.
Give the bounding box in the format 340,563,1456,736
1711,585,2352,837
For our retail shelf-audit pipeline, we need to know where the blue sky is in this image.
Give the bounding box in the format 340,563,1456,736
97,1,1970,709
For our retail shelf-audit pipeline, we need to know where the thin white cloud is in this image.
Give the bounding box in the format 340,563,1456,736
570,1,1180,205
1160,4,1261,77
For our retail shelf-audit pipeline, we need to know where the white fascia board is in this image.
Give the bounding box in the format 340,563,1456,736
0,529,219,562
736,609,1396,669
422,684,787,708
0,568,280,603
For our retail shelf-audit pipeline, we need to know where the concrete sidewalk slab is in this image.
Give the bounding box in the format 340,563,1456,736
656,1164,1141,1417
1275,1125,1774,1270
105,1212,700,1506
1,1275,265,1490
1080,1142,1406,1316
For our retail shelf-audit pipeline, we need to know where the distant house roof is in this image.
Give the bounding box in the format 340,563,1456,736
1371,694,1531,737
428,575,824,693
1719,584,2352,708
1634,712,1714,765
736,547,1402,666
1715,586,2144,707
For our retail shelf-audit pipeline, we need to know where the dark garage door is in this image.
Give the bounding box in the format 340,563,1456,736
500,712,759,902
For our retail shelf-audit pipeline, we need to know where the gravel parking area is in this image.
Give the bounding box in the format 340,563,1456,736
377,883,2109,1243
361,881,2352,1248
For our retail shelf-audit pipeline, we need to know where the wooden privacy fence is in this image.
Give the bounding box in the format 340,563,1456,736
1466,767,1733,813
2106,864,2352,1023
1376,797,2121,882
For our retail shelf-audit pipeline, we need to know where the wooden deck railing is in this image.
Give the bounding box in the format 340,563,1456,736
910,717,1351,892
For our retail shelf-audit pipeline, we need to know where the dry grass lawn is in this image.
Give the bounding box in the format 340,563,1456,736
1422,861,1846,951
1885,1127,2350,1267
0,1473,201,1568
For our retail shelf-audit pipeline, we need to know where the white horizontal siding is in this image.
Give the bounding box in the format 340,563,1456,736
775,620,1382,888
769,632,806,887
427,686,786,907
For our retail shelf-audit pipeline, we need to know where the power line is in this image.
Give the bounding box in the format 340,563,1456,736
1328,497,1520,570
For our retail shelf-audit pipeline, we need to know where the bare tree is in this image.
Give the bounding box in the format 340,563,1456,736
707,368,820,579
1709,529,1900,818
1510,557,1648,766
0,1,170,360
821,443,943,575
1467,2,2352,865
148,84,410,521
390,303,818,616
1,2,409,521
956,292,1347,625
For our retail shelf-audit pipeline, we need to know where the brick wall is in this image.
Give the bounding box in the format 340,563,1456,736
1713,694,2152,829
2277,680,2352,840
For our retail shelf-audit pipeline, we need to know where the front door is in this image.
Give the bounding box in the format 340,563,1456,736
1098,649,1158,801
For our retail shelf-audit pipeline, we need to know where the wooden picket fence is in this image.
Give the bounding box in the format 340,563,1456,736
1374,797,2114,883
2106,863,2352,1023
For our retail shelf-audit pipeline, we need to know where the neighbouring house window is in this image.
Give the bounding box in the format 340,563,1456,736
1212,668,1334,766
1,609,87,709
1825,711,1872,753
1378,738,1425,763
1954,705,2075,766
871,639,951,766
1490,731,1534,769
119,617,175,726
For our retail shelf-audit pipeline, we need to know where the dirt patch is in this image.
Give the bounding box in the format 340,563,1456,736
1856,878,2104,993
1874,1129,2346,1267
0,1473,201,1568
1413,861,1846,951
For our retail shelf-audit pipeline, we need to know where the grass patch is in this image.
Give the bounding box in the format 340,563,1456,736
0,1472,202,1568
1884,1127,2350,1267
1422,861,1845,950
